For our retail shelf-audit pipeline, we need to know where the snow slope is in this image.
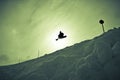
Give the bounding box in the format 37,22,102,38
0,27,120,80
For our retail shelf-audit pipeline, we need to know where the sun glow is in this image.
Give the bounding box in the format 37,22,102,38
46,25,72,52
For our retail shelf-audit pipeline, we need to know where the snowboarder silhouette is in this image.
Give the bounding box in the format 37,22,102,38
56,31,67,41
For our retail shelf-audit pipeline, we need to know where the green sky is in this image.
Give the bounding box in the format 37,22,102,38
0,0,120,65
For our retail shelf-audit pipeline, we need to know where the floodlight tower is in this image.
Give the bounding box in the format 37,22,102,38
99,19,105,33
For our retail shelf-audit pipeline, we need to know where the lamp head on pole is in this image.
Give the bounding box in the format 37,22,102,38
99,19,104,24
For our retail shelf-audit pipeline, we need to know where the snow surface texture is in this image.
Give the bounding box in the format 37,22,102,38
0,27,120,80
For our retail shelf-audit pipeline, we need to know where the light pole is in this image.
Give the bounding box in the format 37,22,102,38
99,19,105,33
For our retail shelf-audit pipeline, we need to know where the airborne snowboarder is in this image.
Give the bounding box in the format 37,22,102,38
56,31,67,41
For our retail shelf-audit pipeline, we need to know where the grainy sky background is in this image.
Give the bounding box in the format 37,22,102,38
0,0,120,65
